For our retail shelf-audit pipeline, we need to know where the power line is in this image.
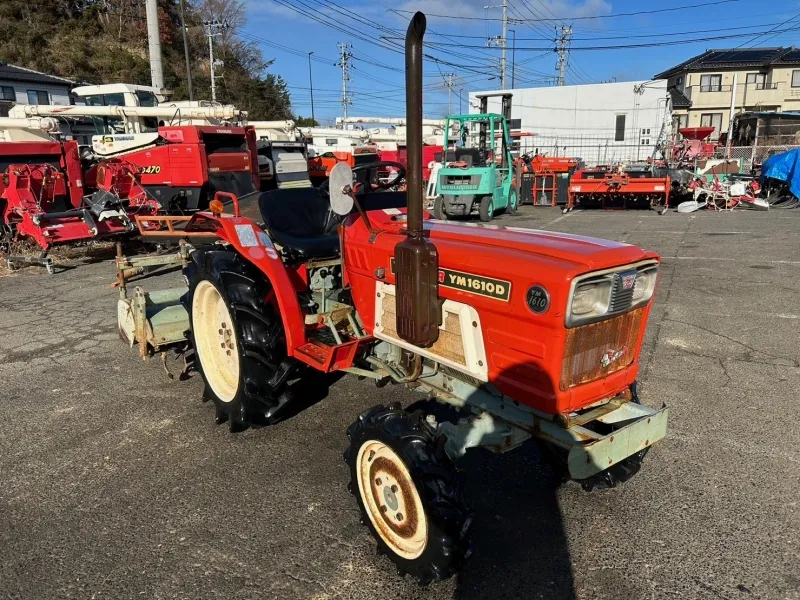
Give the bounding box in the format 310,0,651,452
421,24,800,51
393,0,745,21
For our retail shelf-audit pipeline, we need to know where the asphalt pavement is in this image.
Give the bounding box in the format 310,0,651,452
0,206,798,600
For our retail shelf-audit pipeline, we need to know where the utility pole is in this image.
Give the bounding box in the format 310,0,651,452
336,43,353,120
509,29,516,89
500,0,508,89
308,52,315,124
484,3,509,88
204,19,228,102
145,0,164,90
443,72,456,114
178,0,194,101
555,25,572,87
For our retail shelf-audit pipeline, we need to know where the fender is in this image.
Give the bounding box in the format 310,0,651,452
186,212,307,354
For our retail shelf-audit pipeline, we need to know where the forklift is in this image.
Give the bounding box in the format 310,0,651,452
433,93,519,221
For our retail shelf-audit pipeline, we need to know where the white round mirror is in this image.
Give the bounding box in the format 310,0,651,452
329,163,355,216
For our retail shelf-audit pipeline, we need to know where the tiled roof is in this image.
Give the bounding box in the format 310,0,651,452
654,47,800,79
0,62,76,87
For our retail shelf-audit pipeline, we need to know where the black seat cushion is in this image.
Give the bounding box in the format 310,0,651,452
258,188,342,257
257,188,410,258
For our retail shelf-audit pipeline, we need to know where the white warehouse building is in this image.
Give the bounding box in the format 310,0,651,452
469,80,671,165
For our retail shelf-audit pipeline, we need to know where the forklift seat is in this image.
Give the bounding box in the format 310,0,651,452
258,188,342,258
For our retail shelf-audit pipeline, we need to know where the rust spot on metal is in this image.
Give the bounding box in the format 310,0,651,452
370,457,420,541
647,418,651,424
560,307,646,390
610,435,614,443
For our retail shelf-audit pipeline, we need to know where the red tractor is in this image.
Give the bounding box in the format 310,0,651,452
131,13,668,583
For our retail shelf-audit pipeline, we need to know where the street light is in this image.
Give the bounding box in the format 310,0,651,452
308,52,315,124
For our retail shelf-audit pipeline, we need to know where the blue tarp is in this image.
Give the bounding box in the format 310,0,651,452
761,148,800,200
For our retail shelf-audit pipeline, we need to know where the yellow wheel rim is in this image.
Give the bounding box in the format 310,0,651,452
356,439,428,560
192,280,240,403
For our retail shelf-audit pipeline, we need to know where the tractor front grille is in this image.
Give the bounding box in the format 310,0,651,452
608,271,636,313
560,307,645,390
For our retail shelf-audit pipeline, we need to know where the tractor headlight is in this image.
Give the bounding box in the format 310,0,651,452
632,266,658,305
570,279,612,317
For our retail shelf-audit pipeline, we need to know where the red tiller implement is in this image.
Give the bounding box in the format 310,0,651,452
567,168,670,213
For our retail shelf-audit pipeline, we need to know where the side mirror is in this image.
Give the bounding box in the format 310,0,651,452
329,162,355,216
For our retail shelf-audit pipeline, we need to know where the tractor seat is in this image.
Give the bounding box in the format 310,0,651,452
258,188,342,258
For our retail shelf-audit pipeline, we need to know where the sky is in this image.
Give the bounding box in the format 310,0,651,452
239,0,800,123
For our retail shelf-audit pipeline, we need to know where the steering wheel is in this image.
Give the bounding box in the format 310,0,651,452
319,160,406,195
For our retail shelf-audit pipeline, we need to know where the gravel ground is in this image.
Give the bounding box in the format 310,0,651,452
0,206,798,600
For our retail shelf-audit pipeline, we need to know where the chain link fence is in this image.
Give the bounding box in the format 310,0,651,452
516,135,658,167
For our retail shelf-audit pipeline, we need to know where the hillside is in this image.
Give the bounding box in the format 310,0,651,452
0,0,293,120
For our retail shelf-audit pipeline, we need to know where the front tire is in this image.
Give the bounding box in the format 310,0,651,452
479,196,494,222
433,196,448,220
345,404,472,583
184,248,293,432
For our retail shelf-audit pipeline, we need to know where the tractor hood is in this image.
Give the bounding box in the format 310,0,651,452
425,220,651,272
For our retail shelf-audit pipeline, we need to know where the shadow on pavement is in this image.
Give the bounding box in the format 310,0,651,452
453,443,576,600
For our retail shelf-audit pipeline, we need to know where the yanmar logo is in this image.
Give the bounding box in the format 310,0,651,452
621,273,637,290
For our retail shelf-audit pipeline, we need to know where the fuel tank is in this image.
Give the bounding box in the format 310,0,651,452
342,208,659,415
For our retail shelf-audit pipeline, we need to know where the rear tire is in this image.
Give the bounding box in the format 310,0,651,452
479,196,494,222
433,196,448,220
183,248,293,432
507,189,518,215
345,404,472,583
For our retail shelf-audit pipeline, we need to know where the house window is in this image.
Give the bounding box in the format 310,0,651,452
640,138,651,145
675,114,688,131
746,73,768,89
700,113,723,138
325,138,338,146
614,114,626,141
700,74,722,92
792,70,800,88
26,90,50,105
1,86,14,101
640,128,650,135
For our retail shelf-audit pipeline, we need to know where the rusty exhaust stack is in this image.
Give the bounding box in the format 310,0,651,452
393,11,440,348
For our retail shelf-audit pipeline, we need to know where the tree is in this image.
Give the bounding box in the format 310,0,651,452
295,116,319,127
0,0,295,121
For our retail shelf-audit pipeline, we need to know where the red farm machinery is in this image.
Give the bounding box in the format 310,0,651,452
567,167,671,213
120,13,669,583
0,84,258,262
518,154,582,207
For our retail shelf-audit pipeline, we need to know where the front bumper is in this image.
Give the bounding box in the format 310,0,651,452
560,401,669,479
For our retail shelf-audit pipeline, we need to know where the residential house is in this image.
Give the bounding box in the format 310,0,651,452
654,47,800,140
0,62,77,116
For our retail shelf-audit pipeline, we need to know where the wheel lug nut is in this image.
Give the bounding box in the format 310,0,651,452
375,477,382,486
220,343,226,348
391,485,397,493
226,350,231,356
218,328,223,334
380,505,388,513
396,512,403,521
222,322,227,328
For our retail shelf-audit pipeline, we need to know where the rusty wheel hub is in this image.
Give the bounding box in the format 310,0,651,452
356,439,428,560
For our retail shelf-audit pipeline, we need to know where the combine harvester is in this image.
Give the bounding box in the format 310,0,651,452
120,12,669,582
0,84,259,262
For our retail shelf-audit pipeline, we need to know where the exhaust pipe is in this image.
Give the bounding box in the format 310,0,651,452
393,12,441,348
405,11,425,238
